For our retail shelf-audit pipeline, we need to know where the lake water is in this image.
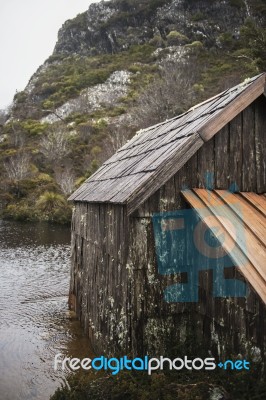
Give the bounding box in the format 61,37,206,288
0,220,92,400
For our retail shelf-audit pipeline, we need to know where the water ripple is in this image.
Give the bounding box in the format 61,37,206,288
0,221,92,400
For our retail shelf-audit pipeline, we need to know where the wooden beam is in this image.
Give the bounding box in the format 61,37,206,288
181,189,266,304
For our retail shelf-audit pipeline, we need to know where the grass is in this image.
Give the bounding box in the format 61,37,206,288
50,366,266,400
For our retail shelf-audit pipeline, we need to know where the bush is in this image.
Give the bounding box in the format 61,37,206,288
191,12,207,21
229,0,244,7
218,32,235,49
166,31,189,46
14,91,27,104
21,120,48,136
185,41,204,51
36,191,72,223
4,202,36,221
149,35,165,48
50,368,266,400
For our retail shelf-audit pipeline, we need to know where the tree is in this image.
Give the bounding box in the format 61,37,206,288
3,152,32,197
0,109,7,126
104,122,133,155
4,152,31,182
7,121,26,148
132,59,198,128
40,123,71,166
240,18,266,71
55,168,76,196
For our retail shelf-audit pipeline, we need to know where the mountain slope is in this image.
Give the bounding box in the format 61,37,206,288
0,0,265,223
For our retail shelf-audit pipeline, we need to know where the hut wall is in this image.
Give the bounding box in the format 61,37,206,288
69,202,131,355
128,97,266,358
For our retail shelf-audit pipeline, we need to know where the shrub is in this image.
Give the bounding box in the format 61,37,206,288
36,192,66,212
50,367,266,400
42,99,55,109
218,32,235,49
21,120,48,136
229,0,245,7
191,12,207,21
149,34,165,48
14,91,27,104
185,41,204,51
166,31,189,45
35,191,71,223
4,202,36,221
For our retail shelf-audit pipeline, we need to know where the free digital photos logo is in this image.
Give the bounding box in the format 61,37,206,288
54,354,250,375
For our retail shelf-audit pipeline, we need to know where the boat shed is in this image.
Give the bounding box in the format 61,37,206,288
69,73,266,359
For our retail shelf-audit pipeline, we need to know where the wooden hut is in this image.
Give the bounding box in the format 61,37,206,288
69,73,266,359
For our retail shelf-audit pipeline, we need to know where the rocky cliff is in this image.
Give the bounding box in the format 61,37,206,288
54,0,253,56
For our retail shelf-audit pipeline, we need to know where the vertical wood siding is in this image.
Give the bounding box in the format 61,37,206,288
70,203,130,354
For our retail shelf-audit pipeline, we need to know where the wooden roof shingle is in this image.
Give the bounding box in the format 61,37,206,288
69,73,266,214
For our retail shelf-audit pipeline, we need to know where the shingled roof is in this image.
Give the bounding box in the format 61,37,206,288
69,73,266,214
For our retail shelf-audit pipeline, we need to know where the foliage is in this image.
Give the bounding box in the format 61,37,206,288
21,119,48,135
4,202,35,221
229,0,245,8
35,191,72,223
185,40,204,50
55,169,76,196
36,191,66,211
149,34,165,47
132,59,198,128
99,0,172,29
166,31,189,45
249,0,266,15
191,12,207,21
15,44,156,113
3,152,31,182
239,18,266,70
14,91,28,103
39,124,71,166
2,0,266,226
63,12,87,30
50,367,266,400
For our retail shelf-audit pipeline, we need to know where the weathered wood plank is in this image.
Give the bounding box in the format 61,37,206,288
229,113,242,190
240,192,266,217
254,95,266,193
182,189,266,304
215,190,266,246
197,136,215,188
214,124,230,188
242,104,256,191
194,189,266,287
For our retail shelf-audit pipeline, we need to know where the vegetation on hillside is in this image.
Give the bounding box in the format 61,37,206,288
0,0,265,224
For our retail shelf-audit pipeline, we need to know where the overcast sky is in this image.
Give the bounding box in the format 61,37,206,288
0,0,101,110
